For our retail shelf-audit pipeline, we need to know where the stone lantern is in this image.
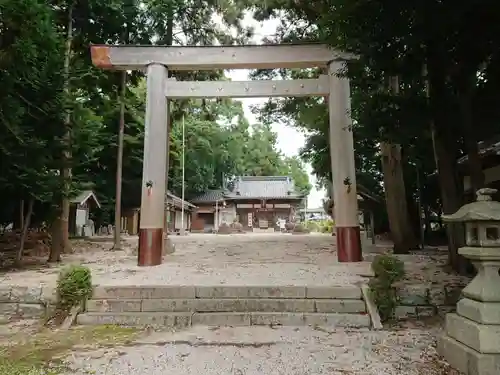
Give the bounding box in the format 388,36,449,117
438,188,500,375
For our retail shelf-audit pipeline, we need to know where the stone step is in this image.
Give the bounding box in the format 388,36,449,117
86,298,367,314
77,311,370,328
92,285,362,300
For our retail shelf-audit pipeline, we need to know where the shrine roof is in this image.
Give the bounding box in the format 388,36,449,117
190,176,304,203
190,189,228,203
225,176,304,200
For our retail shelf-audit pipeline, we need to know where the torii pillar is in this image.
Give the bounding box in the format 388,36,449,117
137,63,170,266
328,62,362,262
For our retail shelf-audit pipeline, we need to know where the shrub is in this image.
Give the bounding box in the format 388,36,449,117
304,221,320,232
320,219,334,233
368,254,405,321
56,265,92,312
292,223,310,233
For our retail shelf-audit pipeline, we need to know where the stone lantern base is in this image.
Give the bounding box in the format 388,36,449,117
438,247,500,374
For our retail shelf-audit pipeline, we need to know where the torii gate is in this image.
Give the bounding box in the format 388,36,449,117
90,43,362,266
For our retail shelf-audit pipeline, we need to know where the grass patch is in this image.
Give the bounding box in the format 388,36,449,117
0,325,140,374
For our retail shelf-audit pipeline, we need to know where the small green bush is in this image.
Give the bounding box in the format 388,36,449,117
292,223,310,233
56,265,92,312
304,221,320,232
368,254,405,321
320,219,334,233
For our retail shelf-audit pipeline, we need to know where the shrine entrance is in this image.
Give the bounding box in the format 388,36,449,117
90,43,361,266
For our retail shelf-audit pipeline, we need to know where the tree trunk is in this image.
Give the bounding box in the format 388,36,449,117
426,57,469,274
380,76,419,253
48,217,62,262
20,200,24,230
113,71,127,250
15,198,34,265
380,142,419,253
458,70,484,194
59,1,75,255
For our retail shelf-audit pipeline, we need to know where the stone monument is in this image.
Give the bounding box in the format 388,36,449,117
439,188,500,375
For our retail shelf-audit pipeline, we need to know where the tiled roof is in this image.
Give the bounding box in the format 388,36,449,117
165,190,196,209
190,176,304,203
457,139,500,164
225,176,303,200
190,189,227,203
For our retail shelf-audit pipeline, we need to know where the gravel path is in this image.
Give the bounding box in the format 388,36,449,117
1,232,468,290
64,325,449,375
1,233,372,287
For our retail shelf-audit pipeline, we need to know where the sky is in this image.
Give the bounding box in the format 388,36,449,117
224,14,326,209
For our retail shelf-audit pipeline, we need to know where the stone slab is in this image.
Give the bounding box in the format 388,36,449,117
77,312,192,328
457,298,500,325
142,298,317,313
397,284,430,305
305,286,362,299
0,303,18,314
18,303,45,318
314,300,366,313
87,299,142,313
93,286,196,299
191,312,250,326
446,313,500,354
360,284,382,330
250,312,305,326
195,286,306,299
86,298,369,314
439,334,500,375
10,286,42,303
395,306,417,320
302,313,370,328
76,311,370,328
416,306,436,318
0,287,11,302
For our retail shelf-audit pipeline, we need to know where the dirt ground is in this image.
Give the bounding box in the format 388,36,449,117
0,233,469,289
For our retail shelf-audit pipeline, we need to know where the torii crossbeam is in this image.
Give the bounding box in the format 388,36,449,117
91,43,362,265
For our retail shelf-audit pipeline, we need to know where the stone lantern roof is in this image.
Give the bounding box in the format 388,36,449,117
442,188,500,222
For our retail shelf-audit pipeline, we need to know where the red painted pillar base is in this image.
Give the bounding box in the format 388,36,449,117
336,226,363,262
138,228,163,266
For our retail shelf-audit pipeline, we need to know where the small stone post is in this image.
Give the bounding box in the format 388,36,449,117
439,188,500,375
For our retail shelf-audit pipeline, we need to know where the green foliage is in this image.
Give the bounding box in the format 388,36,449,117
319,219,334,234
0,360,60,375
303,219,334,233
56,265,93,311
252,0,500,268
0,0,312,232
292,223,310,233
368,254,405,321
304,220,319,232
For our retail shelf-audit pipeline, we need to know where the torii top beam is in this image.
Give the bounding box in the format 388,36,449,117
90,44,357,71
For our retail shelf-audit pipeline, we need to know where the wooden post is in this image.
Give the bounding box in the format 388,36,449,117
370,210,376,245
328,62,362,262
138,64,169,266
